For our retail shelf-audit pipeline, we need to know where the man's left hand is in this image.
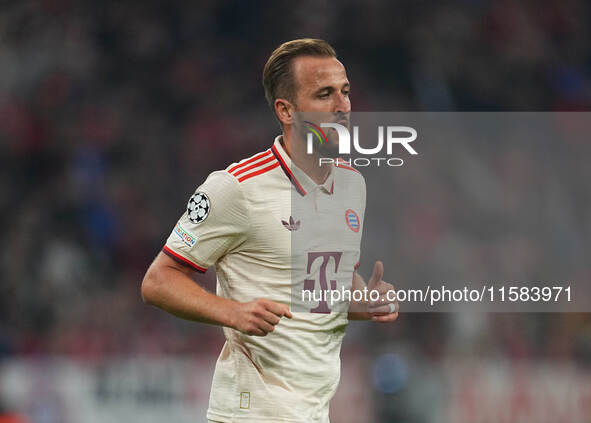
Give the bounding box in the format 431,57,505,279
367,261,399,322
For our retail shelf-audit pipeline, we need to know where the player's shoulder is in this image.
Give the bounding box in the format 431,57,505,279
333,159,365,184
196,147,280,204
223,147,279,184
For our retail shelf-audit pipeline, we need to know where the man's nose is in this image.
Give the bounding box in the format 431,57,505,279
334,92,351,114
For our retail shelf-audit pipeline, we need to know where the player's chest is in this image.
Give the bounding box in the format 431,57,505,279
243,186,363,257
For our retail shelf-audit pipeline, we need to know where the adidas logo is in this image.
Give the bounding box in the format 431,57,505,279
281,216,301,231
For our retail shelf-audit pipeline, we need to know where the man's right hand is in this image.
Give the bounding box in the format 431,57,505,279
232,299,293,336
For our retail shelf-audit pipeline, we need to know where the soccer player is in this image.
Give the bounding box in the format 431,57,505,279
141,38,398,423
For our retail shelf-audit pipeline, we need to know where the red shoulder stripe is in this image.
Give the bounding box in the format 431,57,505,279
162,246,207,273
232,155,276,177
228,150,272,174
238,161,280,182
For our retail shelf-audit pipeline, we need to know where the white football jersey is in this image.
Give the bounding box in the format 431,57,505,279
164,136,366,423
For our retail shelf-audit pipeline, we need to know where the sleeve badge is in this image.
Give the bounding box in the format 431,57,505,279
187,192,210,224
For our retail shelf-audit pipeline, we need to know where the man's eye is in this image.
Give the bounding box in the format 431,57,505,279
319,93,330,99
343,90,350,96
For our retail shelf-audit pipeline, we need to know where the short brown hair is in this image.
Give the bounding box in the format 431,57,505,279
263,39,336,110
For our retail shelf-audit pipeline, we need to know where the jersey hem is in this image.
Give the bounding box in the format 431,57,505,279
207,409,311,423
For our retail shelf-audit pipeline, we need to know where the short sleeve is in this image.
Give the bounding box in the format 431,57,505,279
163,171,248,272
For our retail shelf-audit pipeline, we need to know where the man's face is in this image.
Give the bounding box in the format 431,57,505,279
291,56,351,157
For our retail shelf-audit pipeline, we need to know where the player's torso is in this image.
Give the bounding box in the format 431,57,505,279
217,160,364,319
208,142,365,422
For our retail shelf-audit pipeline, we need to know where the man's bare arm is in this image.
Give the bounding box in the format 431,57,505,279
141,252,292,336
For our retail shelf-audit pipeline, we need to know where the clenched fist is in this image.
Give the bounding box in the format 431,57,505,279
232,298,293,336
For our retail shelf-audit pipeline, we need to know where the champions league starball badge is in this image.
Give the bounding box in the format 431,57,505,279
187,192,210,224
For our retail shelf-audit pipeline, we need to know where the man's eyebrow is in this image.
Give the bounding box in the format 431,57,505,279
315,82,350,94
315,86,334,94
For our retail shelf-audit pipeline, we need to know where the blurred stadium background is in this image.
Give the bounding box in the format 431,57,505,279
1,1,591,422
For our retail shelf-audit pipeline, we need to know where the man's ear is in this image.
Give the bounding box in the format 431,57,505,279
274,98,294,126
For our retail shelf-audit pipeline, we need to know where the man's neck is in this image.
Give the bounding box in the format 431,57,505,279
281,133,331,185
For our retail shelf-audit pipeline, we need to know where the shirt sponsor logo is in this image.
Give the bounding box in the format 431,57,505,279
345,209,360,232
174,222,197,247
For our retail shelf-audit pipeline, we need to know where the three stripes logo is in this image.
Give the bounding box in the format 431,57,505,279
345,209,360,232
228,149,279,183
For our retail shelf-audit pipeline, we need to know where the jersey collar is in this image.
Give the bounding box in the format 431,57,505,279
271,136,335,197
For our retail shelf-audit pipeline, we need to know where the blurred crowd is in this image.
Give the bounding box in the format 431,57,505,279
1,1,591,418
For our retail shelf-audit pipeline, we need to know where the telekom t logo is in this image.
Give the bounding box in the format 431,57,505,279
306,122,418,155
303,251,342,314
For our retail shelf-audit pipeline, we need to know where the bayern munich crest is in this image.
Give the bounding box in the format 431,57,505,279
187,192,210,224
345,209,360,232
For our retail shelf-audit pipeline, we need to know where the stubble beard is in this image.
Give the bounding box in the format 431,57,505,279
314,132,340,158
294,115,341,159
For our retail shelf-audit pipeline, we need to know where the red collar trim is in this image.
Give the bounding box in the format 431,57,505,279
271,144,307,196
